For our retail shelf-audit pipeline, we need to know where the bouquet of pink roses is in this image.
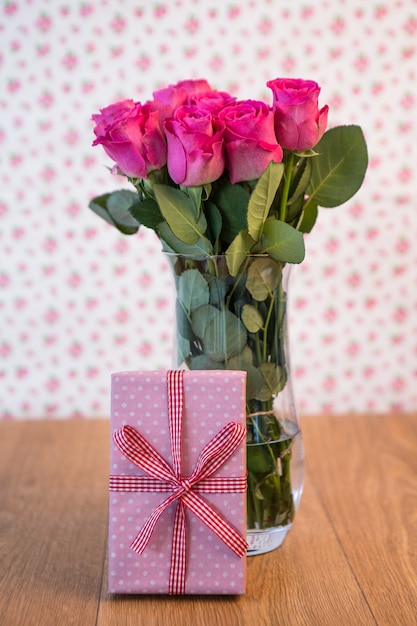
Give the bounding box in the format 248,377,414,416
90,77,368,536
89,77,367,271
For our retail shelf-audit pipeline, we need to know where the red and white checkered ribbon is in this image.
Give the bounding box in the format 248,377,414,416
110,370,248,595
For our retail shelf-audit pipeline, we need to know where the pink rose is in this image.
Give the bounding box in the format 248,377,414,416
219,100,283,183
152,78,212,121
188,89,236,113
163,104,225,186
267,77,329,151
92,100,167,178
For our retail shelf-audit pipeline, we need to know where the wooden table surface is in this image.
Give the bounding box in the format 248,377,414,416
1,413,417,626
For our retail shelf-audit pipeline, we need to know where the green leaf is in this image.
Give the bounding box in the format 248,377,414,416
246,257,282,301
106,190,140,234
202,183,212,200
204,201,223,251
180,185,202,217
306,125,368,208
247,162,284,242
212,179,249,243
175,299,194,340
242,305,264,332
287,158,312,206
129,197,163,231
254,363,285,401
177,334,191,365
177,269,210,314
227,346,263,400
286,193,304,224
153,184,207,244
193,307,247,362
228,344,254,367
226,230,255,276
191,304,220,339
89,191,140,235
261,220,305,264
297,201,318,234
207,275,229,307
88,194,117,227
158,222,213,255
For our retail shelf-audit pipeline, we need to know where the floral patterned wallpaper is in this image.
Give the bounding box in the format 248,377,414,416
1,0,417,418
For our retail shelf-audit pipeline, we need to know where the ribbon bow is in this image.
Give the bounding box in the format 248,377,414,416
110,370,248,594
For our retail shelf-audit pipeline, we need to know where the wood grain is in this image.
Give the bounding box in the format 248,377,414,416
0,420,109,626
1,415,416,625
303,413,417,626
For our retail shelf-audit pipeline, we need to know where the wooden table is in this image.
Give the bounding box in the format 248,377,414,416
1,414,417,625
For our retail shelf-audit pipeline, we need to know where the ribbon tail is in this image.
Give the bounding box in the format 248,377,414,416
130,490,179,554
169,500,187,595
182,491,248,557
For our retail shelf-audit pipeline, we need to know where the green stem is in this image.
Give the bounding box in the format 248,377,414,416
247,470,263,528
262,293,275,363
225,257,250,309
273,282,287,367
206,256,220,277
254,331,263,366
279,152,295,222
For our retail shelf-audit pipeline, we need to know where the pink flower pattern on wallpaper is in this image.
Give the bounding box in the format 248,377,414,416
1,0,417,418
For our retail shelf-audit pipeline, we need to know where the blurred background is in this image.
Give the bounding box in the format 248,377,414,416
1,0,416,419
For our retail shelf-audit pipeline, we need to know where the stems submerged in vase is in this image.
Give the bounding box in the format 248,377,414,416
166,253,304,547
247,411,298,530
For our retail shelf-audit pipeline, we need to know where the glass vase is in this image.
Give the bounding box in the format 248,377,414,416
165,252,304,555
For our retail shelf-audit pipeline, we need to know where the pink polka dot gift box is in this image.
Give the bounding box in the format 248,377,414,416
108,369,247,595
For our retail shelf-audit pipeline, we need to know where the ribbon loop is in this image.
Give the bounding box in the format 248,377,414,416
111,370,247,594
114,424,176,484
189,421,247,483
